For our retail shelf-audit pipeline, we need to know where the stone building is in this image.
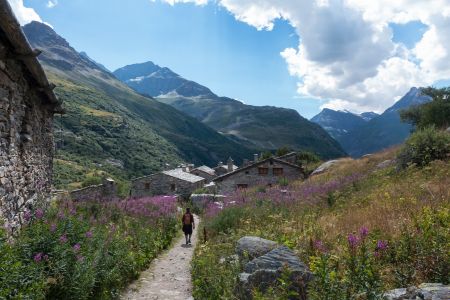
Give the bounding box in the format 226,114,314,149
214,157,238,176
131,168,206,199
213,157,305,194
190,165,216,182
0,0,63,234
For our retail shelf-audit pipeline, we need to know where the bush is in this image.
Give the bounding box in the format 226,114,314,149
397,127,450,168
0,196,178,299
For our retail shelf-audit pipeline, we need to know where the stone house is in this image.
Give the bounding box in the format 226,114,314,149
213,157,305,194
214,157,238,176
131,168,206,198
190,165,216,182
0,0,63,234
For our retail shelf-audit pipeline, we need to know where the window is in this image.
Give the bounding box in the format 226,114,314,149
237,184,248,189
144,183,150,190
258,167,269,175
170,184,176,191
245,171,249,174
273,168,284,176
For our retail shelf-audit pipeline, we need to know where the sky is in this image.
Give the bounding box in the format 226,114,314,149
7,0,450,119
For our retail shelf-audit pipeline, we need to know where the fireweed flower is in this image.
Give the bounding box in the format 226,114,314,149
376,240,388,251
35,209,44,219
34,252,43,263
313,240,327,253
57,211,65,219
348,233,360,249
85,231,93,238
50,223,57,232
59,234,68,244
24,210,31,222
359,226,369,239
73,243,81,252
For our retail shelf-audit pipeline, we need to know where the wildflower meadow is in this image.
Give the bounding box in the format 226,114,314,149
0,196,178,299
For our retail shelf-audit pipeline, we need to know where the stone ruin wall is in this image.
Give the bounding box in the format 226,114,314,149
69,179,117,202
0,48,55,234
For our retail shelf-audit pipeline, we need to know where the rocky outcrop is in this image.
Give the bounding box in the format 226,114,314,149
384,283,450,300
235,236,312,299
311,160,341,175
236,236,278,261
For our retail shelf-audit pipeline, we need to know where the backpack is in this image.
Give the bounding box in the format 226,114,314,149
183,213,192,225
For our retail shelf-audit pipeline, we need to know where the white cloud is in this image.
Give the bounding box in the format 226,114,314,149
6,0,43,25
47,0,58,8
215,0,450,113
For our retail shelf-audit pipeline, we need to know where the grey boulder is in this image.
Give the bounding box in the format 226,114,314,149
384,283,450,300
238,246,312,299
235,236,278,260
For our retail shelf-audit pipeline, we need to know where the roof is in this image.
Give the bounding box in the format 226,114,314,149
277,152,297,160
192,165,216,176
0,0,63,113
214,164,238,171
163,169,205,183
213,157,305,182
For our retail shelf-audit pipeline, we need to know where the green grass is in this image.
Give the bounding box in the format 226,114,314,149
192,148,449,299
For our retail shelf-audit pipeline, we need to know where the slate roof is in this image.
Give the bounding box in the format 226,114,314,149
192,165,216,176
163,169,205,183
214,165,238,172
213,157,304,182
0,0,63,113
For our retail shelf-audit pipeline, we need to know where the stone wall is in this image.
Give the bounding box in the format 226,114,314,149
215,161,304,194
0,48,54,234
70,178,117,202
131,174,206,198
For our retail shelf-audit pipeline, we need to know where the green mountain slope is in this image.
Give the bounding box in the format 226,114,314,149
114,63,347,159
22,21,254,188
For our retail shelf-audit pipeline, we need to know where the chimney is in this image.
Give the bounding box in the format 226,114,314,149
188,164,194,172
218,161,223,167
243,159,249,166
227,157,234,172
254,154,259,163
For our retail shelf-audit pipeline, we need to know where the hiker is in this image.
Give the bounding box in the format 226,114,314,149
182,208,195,245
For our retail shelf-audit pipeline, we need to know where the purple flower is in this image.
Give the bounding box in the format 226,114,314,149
73,243,81,252
24,211,31,222
50,223,57,232
359,226,369,239
348,233,360,249
59,234,68,244
85,231,93,239
313,240,327,253
33,252,43,263
35,209,44,219
376,240,388,251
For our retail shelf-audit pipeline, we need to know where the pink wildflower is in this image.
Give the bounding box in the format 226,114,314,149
33,253,43,263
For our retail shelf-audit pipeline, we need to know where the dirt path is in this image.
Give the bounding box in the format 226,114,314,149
121,215,200,300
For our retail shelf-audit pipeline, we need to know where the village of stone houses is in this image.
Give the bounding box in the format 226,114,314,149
0,0,449,299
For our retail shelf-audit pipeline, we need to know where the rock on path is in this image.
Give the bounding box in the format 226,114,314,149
121,215,200,300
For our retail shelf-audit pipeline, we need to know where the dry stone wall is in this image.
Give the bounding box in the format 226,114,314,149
0,51,54,235
70,179,117,202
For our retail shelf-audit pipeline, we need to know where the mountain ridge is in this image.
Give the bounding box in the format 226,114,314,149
114,62,347,159
312,87,432,157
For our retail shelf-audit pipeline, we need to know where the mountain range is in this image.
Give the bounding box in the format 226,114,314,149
311,87,431,157
23,21,256,187
23,21,345,188
112,62,345,159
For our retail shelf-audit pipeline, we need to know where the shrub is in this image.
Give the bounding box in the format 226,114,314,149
397,127,450,168
0,196,178,299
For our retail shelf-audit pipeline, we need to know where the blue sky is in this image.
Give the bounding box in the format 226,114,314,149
18,0,450,118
